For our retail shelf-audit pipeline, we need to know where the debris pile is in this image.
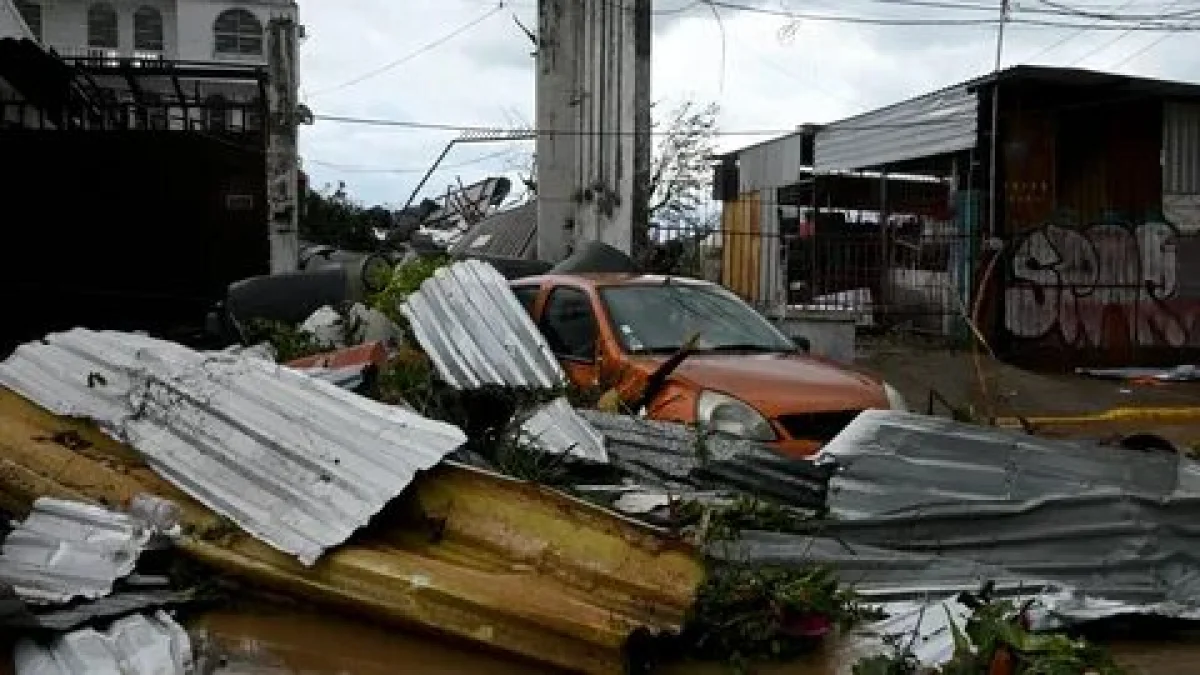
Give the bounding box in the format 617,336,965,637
0,257,1195,673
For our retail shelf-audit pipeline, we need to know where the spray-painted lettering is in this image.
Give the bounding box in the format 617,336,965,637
1004,222,1200,349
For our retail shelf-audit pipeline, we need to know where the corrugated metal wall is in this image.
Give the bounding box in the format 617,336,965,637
721,192,762,302
815,84,978,172
1165,102,1200,195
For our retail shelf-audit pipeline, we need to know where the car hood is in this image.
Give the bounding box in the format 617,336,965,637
628,352,888,415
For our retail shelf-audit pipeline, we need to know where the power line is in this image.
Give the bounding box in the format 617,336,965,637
312,112,980,136
1067,0,1181,65
1109,30,1178,67
307,148,516,175
1019,0,1138,62
306,4,505,98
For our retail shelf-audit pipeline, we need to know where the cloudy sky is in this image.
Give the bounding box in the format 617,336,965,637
297,0,1199,207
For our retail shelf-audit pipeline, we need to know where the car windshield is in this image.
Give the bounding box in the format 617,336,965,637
599,282,796,354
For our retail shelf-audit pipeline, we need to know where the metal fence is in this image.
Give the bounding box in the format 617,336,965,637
651,219,978,338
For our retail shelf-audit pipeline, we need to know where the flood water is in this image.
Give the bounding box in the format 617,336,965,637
188,606,1200,675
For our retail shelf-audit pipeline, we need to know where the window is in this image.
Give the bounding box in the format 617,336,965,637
134,7,164,51
214,8,263,56
87,3,118,49
15,1,41,40
512,286,540,316
540,287,597,361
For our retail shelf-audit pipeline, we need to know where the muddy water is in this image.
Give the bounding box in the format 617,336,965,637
189,607,1200,674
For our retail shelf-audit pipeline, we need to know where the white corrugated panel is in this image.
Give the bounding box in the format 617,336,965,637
815,84,978,172
519,398,607,463
738,133,808,193
0,329,467,566
0,499,151,605
1165,102,1200,194
401,259,566,390
14,610,193,675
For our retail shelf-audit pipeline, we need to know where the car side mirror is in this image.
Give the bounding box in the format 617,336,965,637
792,336,811,353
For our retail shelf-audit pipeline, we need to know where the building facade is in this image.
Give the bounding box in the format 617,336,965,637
12,0,295,64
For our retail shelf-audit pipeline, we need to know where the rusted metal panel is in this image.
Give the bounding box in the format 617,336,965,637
814,84,977,172
720,192,762,303
0,329,468,566
0,388,702,674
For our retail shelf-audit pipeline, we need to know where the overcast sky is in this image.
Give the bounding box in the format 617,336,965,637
297,0,1199,207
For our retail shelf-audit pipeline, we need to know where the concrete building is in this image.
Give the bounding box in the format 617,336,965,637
11,0,295,64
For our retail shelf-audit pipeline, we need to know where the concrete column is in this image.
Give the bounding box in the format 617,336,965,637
535,0,580,263
266,17,299,274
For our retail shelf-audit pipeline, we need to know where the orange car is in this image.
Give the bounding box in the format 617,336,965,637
511,273,907,458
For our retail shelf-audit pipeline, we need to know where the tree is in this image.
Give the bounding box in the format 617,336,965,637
299,182,388,251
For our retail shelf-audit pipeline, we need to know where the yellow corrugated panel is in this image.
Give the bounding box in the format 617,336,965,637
0,389,703,674
995,407,1200,448
721,192,762,302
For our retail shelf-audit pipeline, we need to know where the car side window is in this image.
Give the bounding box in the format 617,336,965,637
540,287,597,361
512,286,539,316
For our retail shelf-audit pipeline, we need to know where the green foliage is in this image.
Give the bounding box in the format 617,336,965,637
852,591,1128,675
682,565,876,666
370,255,451,325
678,496,816,543
300,182,390,251
242,319,331,362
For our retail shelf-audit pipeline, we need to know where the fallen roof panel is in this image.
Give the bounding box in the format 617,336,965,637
14,610,193,675
0,498,151,605
401,259,565,389
0,329,468,565
520,398,608,463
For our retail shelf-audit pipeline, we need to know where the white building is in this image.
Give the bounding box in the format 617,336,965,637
11,0,295,65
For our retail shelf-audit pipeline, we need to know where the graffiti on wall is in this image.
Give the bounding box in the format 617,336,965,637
1004,221,1200,350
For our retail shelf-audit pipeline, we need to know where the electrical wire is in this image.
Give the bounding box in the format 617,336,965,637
1018,0,1138,62
1067,0,1181,65
1031,0,1200,22
307,148,516,174
1109,30,1178,67
306,3,505,98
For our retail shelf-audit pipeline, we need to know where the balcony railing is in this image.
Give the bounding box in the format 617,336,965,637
52,46,164,67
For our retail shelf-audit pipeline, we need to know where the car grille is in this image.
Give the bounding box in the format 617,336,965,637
777,410,863,443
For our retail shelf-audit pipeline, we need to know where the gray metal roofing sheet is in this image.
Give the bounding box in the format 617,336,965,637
401,259,566,390
14,610,192,675
0,329,468,566
738,133,809,192
519,398,608,463
814,83,978,172
578,410,830,508
0,498,151,605
449,201,538,260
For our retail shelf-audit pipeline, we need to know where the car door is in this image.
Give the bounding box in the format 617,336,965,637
538,285,601,387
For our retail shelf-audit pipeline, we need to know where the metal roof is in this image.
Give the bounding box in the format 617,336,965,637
0,3,33,40
578,410,830,508
449,201,538,261
14,610,193,675
401,259,566,389
737,132,812,192
1165,102,1200,195
814,82,978,173
0,498,151,605
0,329,468,566
519,398,608,463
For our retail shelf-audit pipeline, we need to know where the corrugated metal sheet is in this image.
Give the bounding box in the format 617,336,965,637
817,410,1187,518
520,398,608,463
14,610,193,675
814,84,978,172
1165,102,1200,195
401,259,566,389
578,410,830,508
449,201,538,260
0,498,151,605
1,587,198,632
0,329,468,566
0,388,701,675
738,133,808,193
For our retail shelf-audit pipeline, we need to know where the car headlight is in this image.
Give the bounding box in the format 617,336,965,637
696,390,776,441
883,382,909,411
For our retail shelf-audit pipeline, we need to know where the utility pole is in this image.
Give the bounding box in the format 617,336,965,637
536,0,651,261
266,18,300,274
988,0,1010,238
